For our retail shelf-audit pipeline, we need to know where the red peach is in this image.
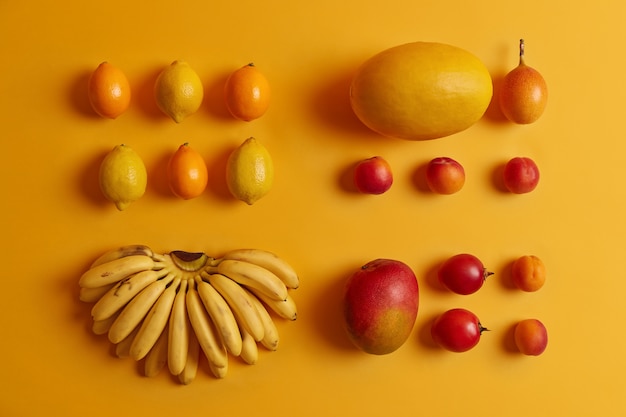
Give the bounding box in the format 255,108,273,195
426,157,465,194
353,156,393,194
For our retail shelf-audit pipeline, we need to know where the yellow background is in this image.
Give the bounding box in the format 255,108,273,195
1,0,624,416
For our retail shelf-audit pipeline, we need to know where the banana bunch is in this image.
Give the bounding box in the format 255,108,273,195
78,244,299,384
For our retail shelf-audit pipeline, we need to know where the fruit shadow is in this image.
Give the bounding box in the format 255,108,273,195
491,161,510,193
415,311,443,351
135,65,170,121
501,321,522,355
337,160,359,193
68,68,100,118
309,265,360,352
78,148,111,209
411,161,434,194
309,65,383,142
207,144,237,201
203,70,233,121
481,72,510,125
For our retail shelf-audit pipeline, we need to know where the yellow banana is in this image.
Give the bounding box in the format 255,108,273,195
144,324,169,378
246,288,280,351
79,283,116,303
168,279,189,376
216,259,288,301
129,277,181,361
91,268,166,321
178,328,200,385
108,273,175,344
92,310,120,335
248,287,298,321
115,325,140,358
186,279,228,371
79,255,157,288
90,245,154,268
239,326,258,365
204,273,265,342
208,353,228,379
195,274,243,356
222,249,299,289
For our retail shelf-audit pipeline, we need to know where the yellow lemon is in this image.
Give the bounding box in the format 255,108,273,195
350,42,493,140
154,60,204,123
226,137,274,205
99,144,147,211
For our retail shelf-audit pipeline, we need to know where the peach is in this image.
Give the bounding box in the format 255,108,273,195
511,255,546,292
514,319,548,356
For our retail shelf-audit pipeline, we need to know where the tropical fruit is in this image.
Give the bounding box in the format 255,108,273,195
499,39,548,124
350,42,493,140
343,259,419,355
78,245,299,383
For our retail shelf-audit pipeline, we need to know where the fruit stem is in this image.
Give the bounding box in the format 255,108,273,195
479,323,490,334
483,268,494,280
170,250,210,272
518,38,526,65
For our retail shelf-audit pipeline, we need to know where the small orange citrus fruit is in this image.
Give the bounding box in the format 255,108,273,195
224,63,271,121
88,62,131,119
167,143,208,200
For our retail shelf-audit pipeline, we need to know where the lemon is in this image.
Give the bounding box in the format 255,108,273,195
226,137,274,205
350,42,493,140
99,144,147,211
154,60,204,123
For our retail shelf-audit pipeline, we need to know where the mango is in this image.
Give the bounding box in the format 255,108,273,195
350,42,493,140
343,259,419,355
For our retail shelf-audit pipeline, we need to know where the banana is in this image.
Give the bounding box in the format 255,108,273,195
168,279,189,376
239,326,258,365
195,275,243,356
248,287,298,321
208,353,228,379
79,255,158,289
185,279,228,371
129,277,181,361
115,325,140,358
90,245,154,268
216,259,288,301
246,288,280,351
204,272,265,342
91,268,166,321
221,249,300,289
79,283,116,303
92,310,120,335
178,328,200,385
108,273,176,344
144,324,169,378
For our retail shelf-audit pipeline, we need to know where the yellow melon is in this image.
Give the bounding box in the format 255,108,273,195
350,42,493,140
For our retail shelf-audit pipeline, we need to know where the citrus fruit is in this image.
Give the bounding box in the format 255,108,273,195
226,137,274,205
350,42,493,140
224,63,271,121
99,144,147,211
167,142,208,200
88,62,131,119
154,60,204,123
